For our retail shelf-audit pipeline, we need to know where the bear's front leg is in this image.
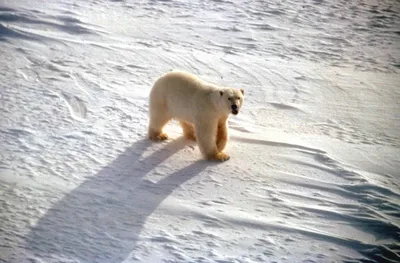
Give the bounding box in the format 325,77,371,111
216,118,228,152
194,119,230,162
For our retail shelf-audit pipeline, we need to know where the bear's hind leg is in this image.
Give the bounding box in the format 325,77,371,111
148,113,170,141
179,121,196,141
216,118,228,152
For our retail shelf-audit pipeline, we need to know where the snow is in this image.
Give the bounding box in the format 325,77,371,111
0,0,399,262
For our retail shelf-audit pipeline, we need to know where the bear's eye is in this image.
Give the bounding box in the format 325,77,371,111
228,98,231,101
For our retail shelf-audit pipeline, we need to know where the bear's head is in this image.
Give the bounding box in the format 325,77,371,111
216,88,245,116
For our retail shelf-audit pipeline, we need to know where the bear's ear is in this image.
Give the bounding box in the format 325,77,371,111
220,90,224,96
240,89,244,95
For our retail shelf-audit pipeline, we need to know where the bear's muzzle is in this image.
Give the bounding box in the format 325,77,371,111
231,104,239,115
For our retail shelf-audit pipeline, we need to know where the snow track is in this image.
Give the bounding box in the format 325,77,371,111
1,0,399,263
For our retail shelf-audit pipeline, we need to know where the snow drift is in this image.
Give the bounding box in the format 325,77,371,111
1,0,399,262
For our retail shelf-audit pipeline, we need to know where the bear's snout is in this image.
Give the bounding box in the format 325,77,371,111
231,104,239,115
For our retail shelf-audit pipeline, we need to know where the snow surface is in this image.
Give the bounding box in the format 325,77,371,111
1,0,399,262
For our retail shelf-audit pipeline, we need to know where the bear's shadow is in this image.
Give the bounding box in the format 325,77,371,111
24,137,212,263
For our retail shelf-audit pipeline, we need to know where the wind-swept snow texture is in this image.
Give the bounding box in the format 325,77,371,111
1,0,399,263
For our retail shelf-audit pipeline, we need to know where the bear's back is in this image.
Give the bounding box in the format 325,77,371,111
150,71,213,122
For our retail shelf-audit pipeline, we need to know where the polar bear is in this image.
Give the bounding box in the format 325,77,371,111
148,71,244,161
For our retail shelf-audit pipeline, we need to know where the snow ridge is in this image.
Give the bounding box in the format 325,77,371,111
1,0,399,263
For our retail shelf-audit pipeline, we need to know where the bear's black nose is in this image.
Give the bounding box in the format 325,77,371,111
231,105,237,110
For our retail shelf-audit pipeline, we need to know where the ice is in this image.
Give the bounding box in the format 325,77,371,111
1,0,399,263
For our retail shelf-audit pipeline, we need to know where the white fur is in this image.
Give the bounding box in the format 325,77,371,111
148,71,244,161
